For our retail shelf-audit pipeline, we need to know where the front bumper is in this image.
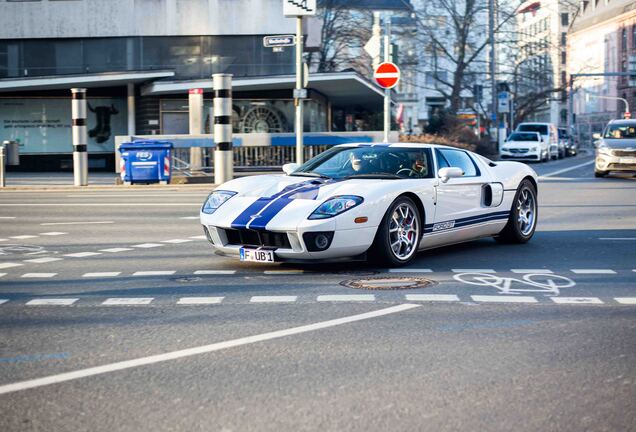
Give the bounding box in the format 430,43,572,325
500,149,541,161
595,153,636,172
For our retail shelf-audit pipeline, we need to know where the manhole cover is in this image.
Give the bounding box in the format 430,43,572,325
0,244,45,256
340,277,436,290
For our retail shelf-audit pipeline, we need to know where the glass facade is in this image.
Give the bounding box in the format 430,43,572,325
0,36,294,79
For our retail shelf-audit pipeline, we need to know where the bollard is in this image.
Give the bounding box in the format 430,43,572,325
71,88,88,186
189,88,204,171
213,74,233,184
0,144,5,188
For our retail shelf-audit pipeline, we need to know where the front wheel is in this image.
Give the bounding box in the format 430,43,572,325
496,179,537,244
594,170,608,178
369,196,422,267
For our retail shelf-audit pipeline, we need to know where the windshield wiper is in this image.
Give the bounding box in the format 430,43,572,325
342,173,403,180
290,171,331,179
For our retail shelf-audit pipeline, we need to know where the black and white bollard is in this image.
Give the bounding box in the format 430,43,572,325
213,74,233,184
71,88,88,186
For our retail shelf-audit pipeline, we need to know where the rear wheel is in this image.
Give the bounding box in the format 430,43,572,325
369,196,421,267
496,179,537,244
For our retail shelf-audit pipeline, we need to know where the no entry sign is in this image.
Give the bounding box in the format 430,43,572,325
374,62,400,89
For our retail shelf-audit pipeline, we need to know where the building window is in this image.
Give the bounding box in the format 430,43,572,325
561,51,566,65
561,32,567,46
633,25,636,48
622,28,628,51
561,13,569,26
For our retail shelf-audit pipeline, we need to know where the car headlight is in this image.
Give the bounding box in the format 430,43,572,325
201,190,236,214
308,195,363,220
530,147,537,152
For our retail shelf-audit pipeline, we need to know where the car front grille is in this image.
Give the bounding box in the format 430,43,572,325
221,228,291,249
509,148,529,154
611,149,636,157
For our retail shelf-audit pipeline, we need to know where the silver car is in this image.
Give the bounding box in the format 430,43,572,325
594,119,636,177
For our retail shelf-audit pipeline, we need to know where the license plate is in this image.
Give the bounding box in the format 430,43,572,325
239,247,275,263
619,157,636,164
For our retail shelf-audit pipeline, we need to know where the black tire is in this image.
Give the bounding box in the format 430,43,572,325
496,179,537,244
594,170,608,178
369,196,422,267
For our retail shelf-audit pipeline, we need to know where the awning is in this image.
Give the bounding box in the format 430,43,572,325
141,71,392,107
0,70,175,92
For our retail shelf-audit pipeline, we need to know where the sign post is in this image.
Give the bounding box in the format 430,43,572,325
374,62,400,143
284,0,316,165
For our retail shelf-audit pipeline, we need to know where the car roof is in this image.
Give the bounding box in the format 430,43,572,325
335,142,461,150
607,119,636,125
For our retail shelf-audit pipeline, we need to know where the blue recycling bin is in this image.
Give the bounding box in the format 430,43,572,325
119,140,173,184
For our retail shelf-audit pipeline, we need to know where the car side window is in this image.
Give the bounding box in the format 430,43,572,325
436,149,479,177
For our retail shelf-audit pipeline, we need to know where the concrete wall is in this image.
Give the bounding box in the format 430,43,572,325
0,0,295,39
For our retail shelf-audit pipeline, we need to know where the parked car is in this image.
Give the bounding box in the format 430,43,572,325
516,122,562,159
500,132,547,162
594,119,636,177
558,127,577,156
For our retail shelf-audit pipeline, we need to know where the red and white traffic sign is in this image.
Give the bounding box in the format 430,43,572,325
374,62,400,89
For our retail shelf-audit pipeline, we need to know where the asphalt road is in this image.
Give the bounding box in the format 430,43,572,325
0,154,634,431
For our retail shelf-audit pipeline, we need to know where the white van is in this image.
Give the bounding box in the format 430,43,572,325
515,122,560,160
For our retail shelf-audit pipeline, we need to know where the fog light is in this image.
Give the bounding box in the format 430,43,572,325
303,231,334,252
315,234,329,249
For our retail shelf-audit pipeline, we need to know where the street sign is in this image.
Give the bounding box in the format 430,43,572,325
374,62,400,89
498,91,510,114
263,35,295,48
364,35,381,60
283,0,316,16
293,89,307,99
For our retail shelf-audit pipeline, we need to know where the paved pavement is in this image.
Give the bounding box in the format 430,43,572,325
0,154,634,431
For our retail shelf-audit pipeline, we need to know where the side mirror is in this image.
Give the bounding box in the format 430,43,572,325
592,133,601,140
438,167,463,183
282,163,300,175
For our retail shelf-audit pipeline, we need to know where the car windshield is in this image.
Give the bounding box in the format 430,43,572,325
508,132,539,141
603,123,636,139
291,146,435,179
518,124,548,135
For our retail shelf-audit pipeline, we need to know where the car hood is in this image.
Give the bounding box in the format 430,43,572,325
600,138,636,149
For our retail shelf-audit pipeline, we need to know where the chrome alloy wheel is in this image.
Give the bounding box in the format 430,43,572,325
388,203,420,261
516,186,536,236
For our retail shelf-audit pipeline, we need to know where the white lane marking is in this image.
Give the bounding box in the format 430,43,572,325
177,297,224,305
539,160,594,178
23,257,64,264
0,239,8,242
99,248,133,253
102,298,154,305
0,263,23,269
82,272,121,278
511,269,554,274
64,252,102,258
405,294,459,302
551,297,604,305
598,238,636,241
0,216,16,219
38,232,67,236
131,243,164,249
10,235,38,240
570,269,616,274
471,295,538,304
189,235,207,240
0,273,6,278
389,268,433,273
27,298,78,306
615,298,636,305
161,239,192,244
193,270,236,275
40,221,114,226
132,271,176,276
452,269,496,273
317,295,376,302
250,296,298,303
21,273,57,278
179,216,200,220
0,299,7,305
264,270,304,275
0,304,419,395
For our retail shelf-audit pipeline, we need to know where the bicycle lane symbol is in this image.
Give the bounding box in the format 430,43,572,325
452,272,576,296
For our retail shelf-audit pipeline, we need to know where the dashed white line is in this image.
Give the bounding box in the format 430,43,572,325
511,269,554,274
452,269,496,273
179,216,200,220
161,239,192,244
21,273,57,278
23,257,64,264
64,252,102,258
193,270,236,275
102,298,154,306
99,248,133,253
405,294,460,302
471,295,538,304
598,238,636,241
539,160,595,178
38,232,68,236
0,263,23,269
389,268,433,273
0,299,8,305
250,296,298,303
614,298,636,305
0,239,8,242
177,297,224,305
0,273,6,278
0,304,419,396
82,272,121,278
264,270,304,275
40,221,114,226
317,294,376,302
189,235,207,240
132,271,176,277
10,235,38,240
570,269,616,274
551,297,604,305
26,298,78,306
131,243,164,249
0,216,16,219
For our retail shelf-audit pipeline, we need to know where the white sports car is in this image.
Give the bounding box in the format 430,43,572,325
200,143,538,266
